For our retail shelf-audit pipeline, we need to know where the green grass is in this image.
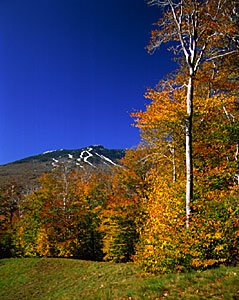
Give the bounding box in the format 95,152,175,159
0,258,238,299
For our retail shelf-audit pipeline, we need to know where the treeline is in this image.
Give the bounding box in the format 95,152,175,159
1,0,239,273
0,150,149,263
0,112,238,273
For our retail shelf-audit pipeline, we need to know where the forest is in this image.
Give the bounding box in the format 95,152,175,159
0,0,238,274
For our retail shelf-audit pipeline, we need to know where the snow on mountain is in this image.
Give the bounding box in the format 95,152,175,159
0,145,125,190
79,148,94,167
26,145,125,171
43,150,56,154
95,153,118,166
43,149,64,154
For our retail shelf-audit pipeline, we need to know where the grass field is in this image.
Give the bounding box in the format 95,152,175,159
0,258,238,299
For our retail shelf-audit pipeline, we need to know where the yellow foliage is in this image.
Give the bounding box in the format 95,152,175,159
36,228,50,257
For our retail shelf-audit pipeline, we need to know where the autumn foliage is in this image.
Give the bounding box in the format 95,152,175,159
0,0,238,274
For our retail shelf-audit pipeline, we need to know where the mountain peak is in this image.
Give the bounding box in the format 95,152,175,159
0,145,125,190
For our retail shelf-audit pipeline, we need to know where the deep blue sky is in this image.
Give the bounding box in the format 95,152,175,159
0,0,175,164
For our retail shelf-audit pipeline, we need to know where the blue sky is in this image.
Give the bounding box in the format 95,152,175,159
0,0,175,164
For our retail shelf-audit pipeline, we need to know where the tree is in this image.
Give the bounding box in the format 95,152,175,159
0,185,21,258
133,81,239,272
132,44,239,272
100,148,150,262
14,165,113,260
147,0,238,226
75,167,113,261
132,78,185,184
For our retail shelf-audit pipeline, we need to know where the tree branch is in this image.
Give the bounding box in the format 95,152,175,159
206,49,238,61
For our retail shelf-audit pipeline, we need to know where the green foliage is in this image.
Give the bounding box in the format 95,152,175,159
188,192,239,269
13,169,107,260
0,232,15,258
100,149,149,263
135,186,238,274
101,208,139,263
0,188,20,258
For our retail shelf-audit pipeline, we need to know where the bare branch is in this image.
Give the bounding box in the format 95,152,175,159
206,49,238,61
194,43,206,72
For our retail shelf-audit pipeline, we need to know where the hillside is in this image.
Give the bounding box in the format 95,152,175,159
0,145,125,190
0,258,238,299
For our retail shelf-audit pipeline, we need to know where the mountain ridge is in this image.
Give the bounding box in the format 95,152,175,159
4,145,124,165
0,145,125,190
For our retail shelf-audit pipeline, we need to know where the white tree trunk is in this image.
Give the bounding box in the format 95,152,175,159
172,146,177,183
185,74,194,228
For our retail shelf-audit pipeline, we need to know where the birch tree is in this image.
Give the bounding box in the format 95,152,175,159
147,0,239,227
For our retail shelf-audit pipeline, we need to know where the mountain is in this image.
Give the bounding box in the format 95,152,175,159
0,145,125,190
